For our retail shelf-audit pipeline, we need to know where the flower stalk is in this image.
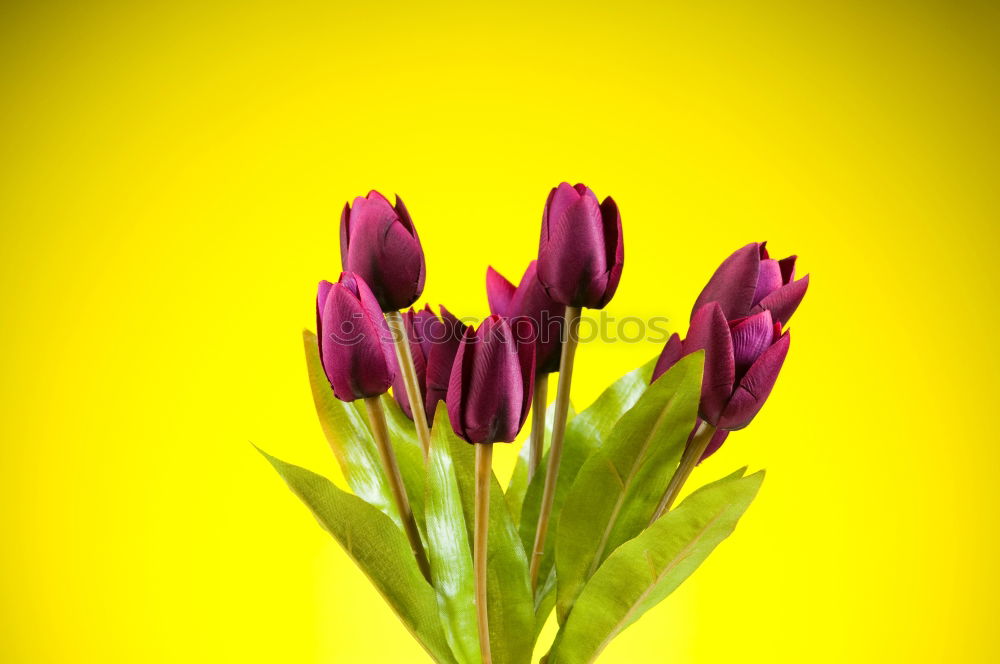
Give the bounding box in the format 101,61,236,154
650,421,717,522
385,310,432,460
474,442,493,664
363,395,431,580
530,305,581,590
528,375,548,480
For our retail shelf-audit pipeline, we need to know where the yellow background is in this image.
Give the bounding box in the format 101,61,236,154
1,1,997,662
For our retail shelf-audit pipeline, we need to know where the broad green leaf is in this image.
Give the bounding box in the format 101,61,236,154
547,469,764,664
506,400,575,527
354,393,429,542
303,330,399,525
518,357,658,612
424,407,480,664
258,448,457,664
554,352,703,623
440,422,535,664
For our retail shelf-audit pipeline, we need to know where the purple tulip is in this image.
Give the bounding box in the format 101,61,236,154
340,190,426,312
390,304,469,422
446,315,536,444
654,302,790,432
486,261,566,374
692,242,809,324
316,273,398,402
537,182,623,310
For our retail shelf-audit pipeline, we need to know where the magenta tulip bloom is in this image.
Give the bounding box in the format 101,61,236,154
316,273,398,402
486,260,566,374
446,315,536,444
391,304,469,422
537,182,623,310
654,303,790,432
340,190,425,312
692,242,808,324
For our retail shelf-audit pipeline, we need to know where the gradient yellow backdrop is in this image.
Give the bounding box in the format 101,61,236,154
2,1,997,662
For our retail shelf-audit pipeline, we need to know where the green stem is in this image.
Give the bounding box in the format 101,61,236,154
474,443,494,664
529,305,581,591
528,375,548,482
364,396,431,581
650,422,717,523
385,310,431,461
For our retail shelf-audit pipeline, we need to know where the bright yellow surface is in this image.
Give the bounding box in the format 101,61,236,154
1,1,997,662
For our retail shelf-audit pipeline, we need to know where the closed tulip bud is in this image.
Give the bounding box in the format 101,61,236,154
654,303,790,433
340,190,426,312
692,242,809,324
537,182,623,309
447,315,536,444
316,273,398,402
390,304,469,423
486,261,566,374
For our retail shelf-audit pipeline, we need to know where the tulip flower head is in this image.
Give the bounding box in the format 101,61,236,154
692,242,809,324
446,315,536,444
390,304,469,423
486,260,566,374
340,190,426,312
654,303,790,433
316,273,398,402
537,182,623,310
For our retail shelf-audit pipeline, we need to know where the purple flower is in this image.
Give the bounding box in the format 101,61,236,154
316,273,398,401
692,242,809,324
486,260,566,374
654,303,790,432
446,315,536,444
391,304,469,422
340,190,426,312
537,182,623,309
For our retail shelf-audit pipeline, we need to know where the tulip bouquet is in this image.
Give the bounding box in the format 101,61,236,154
259,184,808,664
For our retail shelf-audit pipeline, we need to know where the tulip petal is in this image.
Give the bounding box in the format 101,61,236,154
342,191,425,311
752,274,809,326
778,255,797,283
322,283,394,400
698,427,731,462
718,331,790,430
546,182,585,231
425,326,464,423
316,280,335,367
538,192,608,307
515,321,537,429
594,196,623,309
339,203,351,269
486,266,517,317
651,333,683,383
691,243,761,321
466,318,524,443
507,261,565,374
393,194,415,235
729,310,775,380
685,303,735,426
752,259,784,307
446,327,477,441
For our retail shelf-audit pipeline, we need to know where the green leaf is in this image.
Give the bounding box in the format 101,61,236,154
547,469,764,664
303,330,400,525
424,407,481,664
258,448,457,664
505,400,575,527
518,357,658,606
438,420,535,664
554,352,703,623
